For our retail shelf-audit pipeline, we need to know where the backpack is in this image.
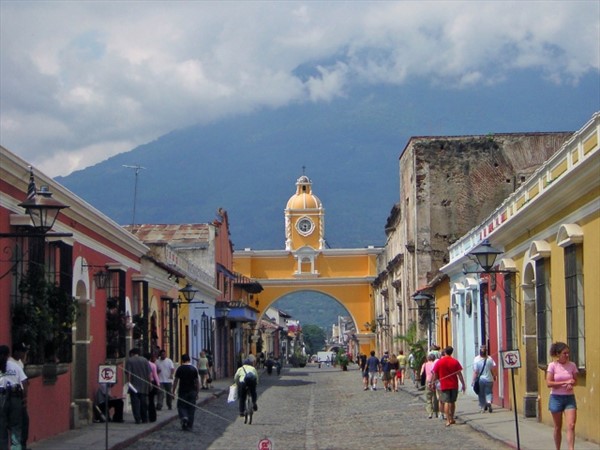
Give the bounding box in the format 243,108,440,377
242,366,256,382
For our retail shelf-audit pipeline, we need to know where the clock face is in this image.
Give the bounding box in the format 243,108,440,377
296,217,314,236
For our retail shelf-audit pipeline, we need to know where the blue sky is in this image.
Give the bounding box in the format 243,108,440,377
1,1,598,177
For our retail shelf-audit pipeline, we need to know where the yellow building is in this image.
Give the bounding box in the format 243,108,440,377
234,175,382,355
445,112,599,444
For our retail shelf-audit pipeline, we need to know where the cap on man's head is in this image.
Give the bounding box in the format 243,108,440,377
243,358,252,365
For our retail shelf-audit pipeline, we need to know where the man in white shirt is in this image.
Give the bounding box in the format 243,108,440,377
155,349,175,410
1,344,28,450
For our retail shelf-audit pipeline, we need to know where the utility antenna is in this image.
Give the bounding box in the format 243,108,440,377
123,165,146,228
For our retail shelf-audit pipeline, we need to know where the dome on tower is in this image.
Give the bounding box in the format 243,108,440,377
285,175,322,210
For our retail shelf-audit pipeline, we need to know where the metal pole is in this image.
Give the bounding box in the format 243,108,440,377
511,368,521,450
105,385,110,450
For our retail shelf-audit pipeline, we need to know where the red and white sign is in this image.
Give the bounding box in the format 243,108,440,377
501,350,521,369
258,438,273,450
98,365,117,384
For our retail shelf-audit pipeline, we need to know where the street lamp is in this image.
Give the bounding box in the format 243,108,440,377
467,239,503,273
19,185,69,234
412,292,434,348
179,283,199,302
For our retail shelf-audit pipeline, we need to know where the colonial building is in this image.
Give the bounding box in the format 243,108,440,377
375,131,573,356
442,112,599,444
0,146,190,443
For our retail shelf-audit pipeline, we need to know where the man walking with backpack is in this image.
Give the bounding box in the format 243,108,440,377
234,358,259,417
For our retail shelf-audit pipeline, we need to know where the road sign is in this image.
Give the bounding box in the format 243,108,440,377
258,438,273,450
501,350,521,369
98,365,117,384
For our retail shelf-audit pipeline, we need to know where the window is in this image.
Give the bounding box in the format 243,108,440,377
565,244,585,367
536,258,552,365
504,274,517,350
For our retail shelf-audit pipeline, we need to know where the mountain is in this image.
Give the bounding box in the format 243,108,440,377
56,73,599,250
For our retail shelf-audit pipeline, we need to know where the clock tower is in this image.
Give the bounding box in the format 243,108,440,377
284,174,325,251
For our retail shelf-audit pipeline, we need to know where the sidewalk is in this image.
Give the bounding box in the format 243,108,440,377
29,378,231,450
398,382,600,450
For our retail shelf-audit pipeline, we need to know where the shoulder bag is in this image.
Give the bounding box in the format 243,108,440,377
473,357,487,395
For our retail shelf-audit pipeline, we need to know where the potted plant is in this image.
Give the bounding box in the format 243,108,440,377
336,349,349,371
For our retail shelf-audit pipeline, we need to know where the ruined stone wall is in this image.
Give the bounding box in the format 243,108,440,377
408,132,572,281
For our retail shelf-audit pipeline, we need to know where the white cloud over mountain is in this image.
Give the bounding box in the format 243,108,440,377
1,1,598,176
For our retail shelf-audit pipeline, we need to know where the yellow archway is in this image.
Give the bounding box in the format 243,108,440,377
233,174,381,355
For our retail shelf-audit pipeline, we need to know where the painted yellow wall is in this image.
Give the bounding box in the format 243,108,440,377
505,194,599,443
433,281,451,348
233,251,379,353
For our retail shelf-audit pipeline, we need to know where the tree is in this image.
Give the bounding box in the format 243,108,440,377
301,324,327,355
395,321,427,385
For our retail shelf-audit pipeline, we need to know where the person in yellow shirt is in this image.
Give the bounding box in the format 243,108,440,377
397,350,407,385
233,359,259,417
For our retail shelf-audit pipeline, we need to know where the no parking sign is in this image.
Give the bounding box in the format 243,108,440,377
98,365,117,384
500,350,521,369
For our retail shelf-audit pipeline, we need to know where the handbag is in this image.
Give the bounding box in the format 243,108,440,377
473,357,487,395
227,384,238,403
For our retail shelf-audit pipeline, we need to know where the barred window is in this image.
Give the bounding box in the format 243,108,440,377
565,244,585,368
536,258,552,365
504,274,517,350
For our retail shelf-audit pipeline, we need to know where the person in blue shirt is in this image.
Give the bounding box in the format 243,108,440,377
366,351,380,391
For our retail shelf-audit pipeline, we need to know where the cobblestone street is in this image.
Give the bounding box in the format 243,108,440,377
125,365,508,450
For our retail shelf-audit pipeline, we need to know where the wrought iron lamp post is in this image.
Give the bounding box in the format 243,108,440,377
412,292,434,348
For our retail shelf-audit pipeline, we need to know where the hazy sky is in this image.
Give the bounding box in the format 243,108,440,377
1,1,598,177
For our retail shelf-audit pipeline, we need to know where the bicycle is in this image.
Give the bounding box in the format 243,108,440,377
244,393,254,425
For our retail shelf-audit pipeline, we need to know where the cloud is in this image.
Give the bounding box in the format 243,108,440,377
1,1,598,176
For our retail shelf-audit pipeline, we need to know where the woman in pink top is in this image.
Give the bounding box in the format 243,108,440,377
146,352,161,423
421,353,438,418
546,342,578,450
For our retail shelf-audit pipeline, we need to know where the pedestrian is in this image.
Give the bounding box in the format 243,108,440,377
93,383,124,423
358,353,368,390
145,352,160,422
431,345,466,427
155,349,175,411
397,350,407,385
366,350,380,391
173,354,200,431
407,351,418,387
205,349,214,388
546,342,578,450
246,352,256,367
1,344,28,450
234,358,259,417
9,343,29,449
381,351,392,391
197,350,210,390
125,348,151,424
472,345,497,413
434,347,446,420
421,353,438,418
389,354,399,392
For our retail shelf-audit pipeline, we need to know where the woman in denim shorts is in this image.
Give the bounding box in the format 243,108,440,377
546,342,578,450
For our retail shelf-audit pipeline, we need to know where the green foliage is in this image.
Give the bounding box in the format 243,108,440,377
290,347,307,367
12,270,79,364
394,321,427,373
335,348,349,367
302,324,327,355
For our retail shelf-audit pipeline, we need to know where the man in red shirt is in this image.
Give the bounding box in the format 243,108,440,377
431,346,466,427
